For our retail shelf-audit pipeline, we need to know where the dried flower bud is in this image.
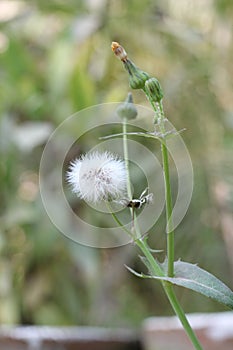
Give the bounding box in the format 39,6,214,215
144,77,163,103
111,42,128,62
116,92,138,120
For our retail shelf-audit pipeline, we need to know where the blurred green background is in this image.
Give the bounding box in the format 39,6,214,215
0,0,233,326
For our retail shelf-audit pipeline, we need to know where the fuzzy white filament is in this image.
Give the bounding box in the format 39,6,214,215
67,151,127,203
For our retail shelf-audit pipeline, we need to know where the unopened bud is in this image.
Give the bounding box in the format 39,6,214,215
116,92,138,120
111,42,150,90
124,60,150,90
144,77,163,103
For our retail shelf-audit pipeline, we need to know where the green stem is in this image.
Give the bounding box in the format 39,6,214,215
143,92,175,278
122,118,141,239
119,91,203,349
164,284,203,350
123,118,132,200
135,238,203,350
135,238,164,277
161,140,175,277
156,100,175,277
140,92,203,349
105,202,133,237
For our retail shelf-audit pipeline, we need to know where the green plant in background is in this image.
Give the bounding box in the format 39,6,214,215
67,42,233,350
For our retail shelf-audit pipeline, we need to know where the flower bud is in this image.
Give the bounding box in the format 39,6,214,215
144,77,163,103
116,92,138,120
124,60,150,90
111,42,150,89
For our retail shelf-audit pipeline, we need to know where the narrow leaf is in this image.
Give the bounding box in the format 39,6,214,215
151,261,233,309
124,265,147,279
99,131,161,140
148,248,164,253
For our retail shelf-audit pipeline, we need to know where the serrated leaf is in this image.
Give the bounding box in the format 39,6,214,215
150,261,233,309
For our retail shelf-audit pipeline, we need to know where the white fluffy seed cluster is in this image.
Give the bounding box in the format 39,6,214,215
67,151,127,203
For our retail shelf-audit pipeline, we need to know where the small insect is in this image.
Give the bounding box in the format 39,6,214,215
118,188,153,209
111,41,128,62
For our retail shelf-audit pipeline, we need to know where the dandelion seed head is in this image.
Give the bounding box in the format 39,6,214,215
67,151,127,203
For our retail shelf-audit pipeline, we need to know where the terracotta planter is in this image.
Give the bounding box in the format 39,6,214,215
142,312,233,350
0,326,142,350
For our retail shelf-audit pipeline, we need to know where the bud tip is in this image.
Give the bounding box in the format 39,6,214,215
111,41,128,62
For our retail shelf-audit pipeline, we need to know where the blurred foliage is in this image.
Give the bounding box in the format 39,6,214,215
0,0,233,327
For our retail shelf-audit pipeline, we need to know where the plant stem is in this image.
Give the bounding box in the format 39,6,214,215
164,284,204,350
122,118,141,238
122,118,132,200
106,202,133,237
135,238,164,277
135,238,203,350
122,120,159,258
119,91,203,349
143,92,175,278
140,93,203,349
161,140,175,277
158,101,175,276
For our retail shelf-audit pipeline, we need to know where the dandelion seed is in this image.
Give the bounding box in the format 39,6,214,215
67,151,127,203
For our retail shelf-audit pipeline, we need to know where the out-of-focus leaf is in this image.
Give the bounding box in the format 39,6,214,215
72,15,100,43
12,122,53,152
34,302,70,325
69,64,96,110
47,41,74,101
0,117,53,152
3,205,36,229
24,272,51,311
0,296,19,324
0,116,15,151
0,261,18,324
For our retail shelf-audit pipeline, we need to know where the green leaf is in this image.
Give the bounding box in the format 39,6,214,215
125,257,233,309
124,264,148,278
151,261,233,309
99,129,185,141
